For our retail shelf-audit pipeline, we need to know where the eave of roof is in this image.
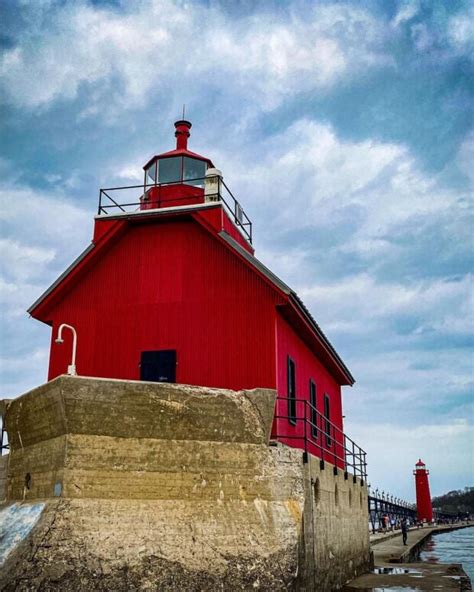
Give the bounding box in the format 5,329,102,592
218,232,355,385
143,148,214,170
288,293,355,385
27,243,95,315
218,231,291,296
28,204,223,317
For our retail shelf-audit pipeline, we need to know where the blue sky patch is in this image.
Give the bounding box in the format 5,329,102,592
0,0,472,500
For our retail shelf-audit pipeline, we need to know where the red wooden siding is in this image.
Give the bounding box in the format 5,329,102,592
273,313,345,466
48,218,277,391
193,206,254,254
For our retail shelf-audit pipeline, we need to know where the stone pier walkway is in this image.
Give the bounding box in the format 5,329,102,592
344,523,473,591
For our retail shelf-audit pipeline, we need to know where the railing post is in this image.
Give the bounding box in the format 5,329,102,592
98,190,102,215
351,440,355,477
319,412,323,461
343,434,347,473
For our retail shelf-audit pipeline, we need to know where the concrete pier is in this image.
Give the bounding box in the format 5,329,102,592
0,376,371,591
345,523,473,591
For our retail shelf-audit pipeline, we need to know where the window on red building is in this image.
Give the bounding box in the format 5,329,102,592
309,379,317,438
287,356,296,424
324,394,331,447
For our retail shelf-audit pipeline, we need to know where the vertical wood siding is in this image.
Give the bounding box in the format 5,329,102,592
274,314,345,466
48,219,277,391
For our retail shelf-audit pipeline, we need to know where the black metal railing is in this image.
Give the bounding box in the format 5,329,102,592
272,396,367,481
367,489,417,532
367,488,464,533
98,176,253,244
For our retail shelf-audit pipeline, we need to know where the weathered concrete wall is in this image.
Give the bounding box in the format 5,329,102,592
301,454,371,590
5,377,277,502
0,376,370,591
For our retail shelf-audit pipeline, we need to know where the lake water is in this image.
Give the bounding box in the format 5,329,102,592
420,526,474,581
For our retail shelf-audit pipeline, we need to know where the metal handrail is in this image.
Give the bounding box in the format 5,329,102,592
97,176,253,244
272,396,367,480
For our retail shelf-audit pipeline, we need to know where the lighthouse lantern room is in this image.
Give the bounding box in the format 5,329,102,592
141,120,217,211
28,120,366,478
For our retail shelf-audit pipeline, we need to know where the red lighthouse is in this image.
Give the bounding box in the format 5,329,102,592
414,459,433,523
28,121,365,473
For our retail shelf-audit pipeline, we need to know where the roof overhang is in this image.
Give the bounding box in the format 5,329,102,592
143,148,214,170
94,201,219,222
28,203,224,319
217,233,354,386
27,243,95,316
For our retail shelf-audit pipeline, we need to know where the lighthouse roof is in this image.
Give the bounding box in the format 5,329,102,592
143,147,214,170
416,459,426,466
143,120,214,170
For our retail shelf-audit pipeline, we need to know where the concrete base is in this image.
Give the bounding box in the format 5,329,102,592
0,376,371,591
1,498,303,591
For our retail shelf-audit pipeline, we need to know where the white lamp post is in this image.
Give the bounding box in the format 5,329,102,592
55,323,78,376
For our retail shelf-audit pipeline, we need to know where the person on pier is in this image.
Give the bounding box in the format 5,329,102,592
401,518,408,546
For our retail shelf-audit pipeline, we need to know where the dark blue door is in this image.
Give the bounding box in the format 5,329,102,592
140,350,176,383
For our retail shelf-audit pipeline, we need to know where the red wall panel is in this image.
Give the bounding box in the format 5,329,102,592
273,314,345,466
48,219,277,391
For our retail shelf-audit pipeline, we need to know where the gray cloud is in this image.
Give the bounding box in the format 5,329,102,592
0,1,391,114
1,0,472,498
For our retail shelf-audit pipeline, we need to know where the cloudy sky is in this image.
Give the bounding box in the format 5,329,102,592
1,0,473,500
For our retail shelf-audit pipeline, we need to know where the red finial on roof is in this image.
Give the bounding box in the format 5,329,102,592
174,120,192,150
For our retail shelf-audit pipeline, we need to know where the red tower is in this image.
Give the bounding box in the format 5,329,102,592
414,459,433,523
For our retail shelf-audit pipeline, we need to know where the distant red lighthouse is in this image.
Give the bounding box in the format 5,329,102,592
414,459,433,523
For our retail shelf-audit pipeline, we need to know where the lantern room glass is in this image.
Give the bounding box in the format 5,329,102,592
183,157,206,187
145,156,208,187
145,162,157,186
158,157,182,184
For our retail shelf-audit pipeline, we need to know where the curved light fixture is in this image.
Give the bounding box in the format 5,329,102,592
55,323,78,376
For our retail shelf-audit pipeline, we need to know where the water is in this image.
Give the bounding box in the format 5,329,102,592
343,527,473,592
420,526,474,581
372,567,421,576
368,589,419,592
344,587,421,591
